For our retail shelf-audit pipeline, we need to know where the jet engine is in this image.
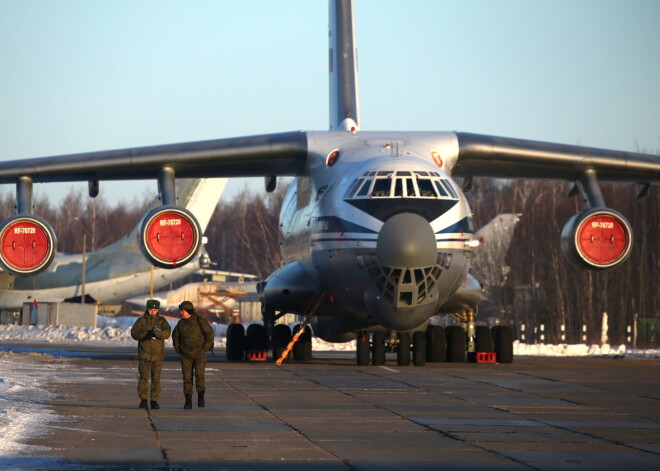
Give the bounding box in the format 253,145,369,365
560,208,633,270
138,205,202,269
0,214,57,277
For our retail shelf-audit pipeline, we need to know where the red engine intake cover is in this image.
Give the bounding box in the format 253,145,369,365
139,206,201,269
0,215,57,276
561,208,633,270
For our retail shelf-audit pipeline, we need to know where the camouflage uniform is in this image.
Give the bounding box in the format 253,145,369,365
131,310,171,401
172,311,214,395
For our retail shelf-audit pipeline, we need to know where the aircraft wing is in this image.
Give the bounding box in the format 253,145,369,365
0,132,308,183
453,132,660,184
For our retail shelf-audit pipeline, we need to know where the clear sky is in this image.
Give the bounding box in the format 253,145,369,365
0,0,658,206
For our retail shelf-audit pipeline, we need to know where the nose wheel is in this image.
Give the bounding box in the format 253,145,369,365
355,331,387,366
355,330,427,366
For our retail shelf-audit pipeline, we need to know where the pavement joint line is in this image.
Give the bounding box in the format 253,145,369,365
130,355,171,467
440,369,660,456
214,367,358,470
419,369,660,458
335,367,556,470
278,364,540,470
514,370,660,424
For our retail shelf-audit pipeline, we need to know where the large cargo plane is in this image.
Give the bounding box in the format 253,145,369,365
0,1,657,364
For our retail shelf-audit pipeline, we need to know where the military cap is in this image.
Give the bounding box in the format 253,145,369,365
146,299,160,310
179,300,195,313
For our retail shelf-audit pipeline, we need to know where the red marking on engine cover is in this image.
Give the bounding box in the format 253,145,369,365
0,220,50,271
145,212,195,263
577,214,628,265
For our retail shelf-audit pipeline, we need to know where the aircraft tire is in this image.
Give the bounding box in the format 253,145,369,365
292,324,312,362
226,323,245,361
426,326,446,362
492,325,514,364
356,331,370,366
396,332,411,366
412,331,427,366
273,324,292,361
475,325,495,353
372,331,385,366
246,323,268,352
446,326,466,363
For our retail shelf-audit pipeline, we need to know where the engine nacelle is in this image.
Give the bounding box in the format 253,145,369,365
138,205,202,269
0,214,57,277
560,208,633,270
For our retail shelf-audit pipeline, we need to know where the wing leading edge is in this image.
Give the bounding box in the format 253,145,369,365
0,131,308,184
453,132,660,183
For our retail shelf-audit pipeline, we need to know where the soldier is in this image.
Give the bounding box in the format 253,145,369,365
172,300,214,409
130,299,171,409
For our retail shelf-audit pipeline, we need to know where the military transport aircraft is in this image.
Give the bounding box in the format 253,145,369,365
0,178,226,310
0,0,657,364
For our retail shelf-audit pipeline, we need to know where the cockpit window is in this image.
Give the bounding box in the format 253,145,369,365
372,177,390,197
356,178,371,197
344,179,361,198
405,179,416,197
433,180,448,197
345,170,459,201
393,178,403,197
440,180,458,198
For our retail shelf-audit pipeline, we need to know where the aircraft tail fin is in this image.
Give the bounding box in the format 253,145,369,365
329,0,360,131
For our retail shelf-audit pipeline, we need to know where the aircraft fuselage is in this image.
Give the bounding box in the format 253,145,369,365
262,131,475,340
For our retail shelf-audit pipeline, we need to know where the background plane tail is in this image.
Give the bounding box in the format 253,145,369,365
100,178,227,252
470,213,522,288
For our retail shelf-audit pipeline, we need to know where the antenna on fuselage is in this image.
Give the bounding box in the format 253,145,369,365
329,0,360,131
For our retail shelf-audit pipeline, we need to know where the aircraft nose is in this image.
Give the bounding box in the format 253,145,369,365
376,213,437,267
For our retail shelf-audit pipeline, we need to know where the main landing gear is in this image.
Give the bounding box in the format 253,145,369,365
226,322,313,362
355,322,514,366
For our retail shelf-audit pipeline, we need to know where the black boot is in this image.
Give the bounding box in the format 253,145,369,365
184,394,192,409
198,391,205,408
139,399,148,409
150,400,160,409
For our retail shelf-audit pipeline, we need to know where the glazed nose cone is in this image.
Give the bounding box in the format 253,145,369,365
376,213,437,267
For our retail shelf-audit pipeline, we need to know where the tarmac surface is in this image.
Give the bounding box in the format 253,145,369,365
4,345,660,470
